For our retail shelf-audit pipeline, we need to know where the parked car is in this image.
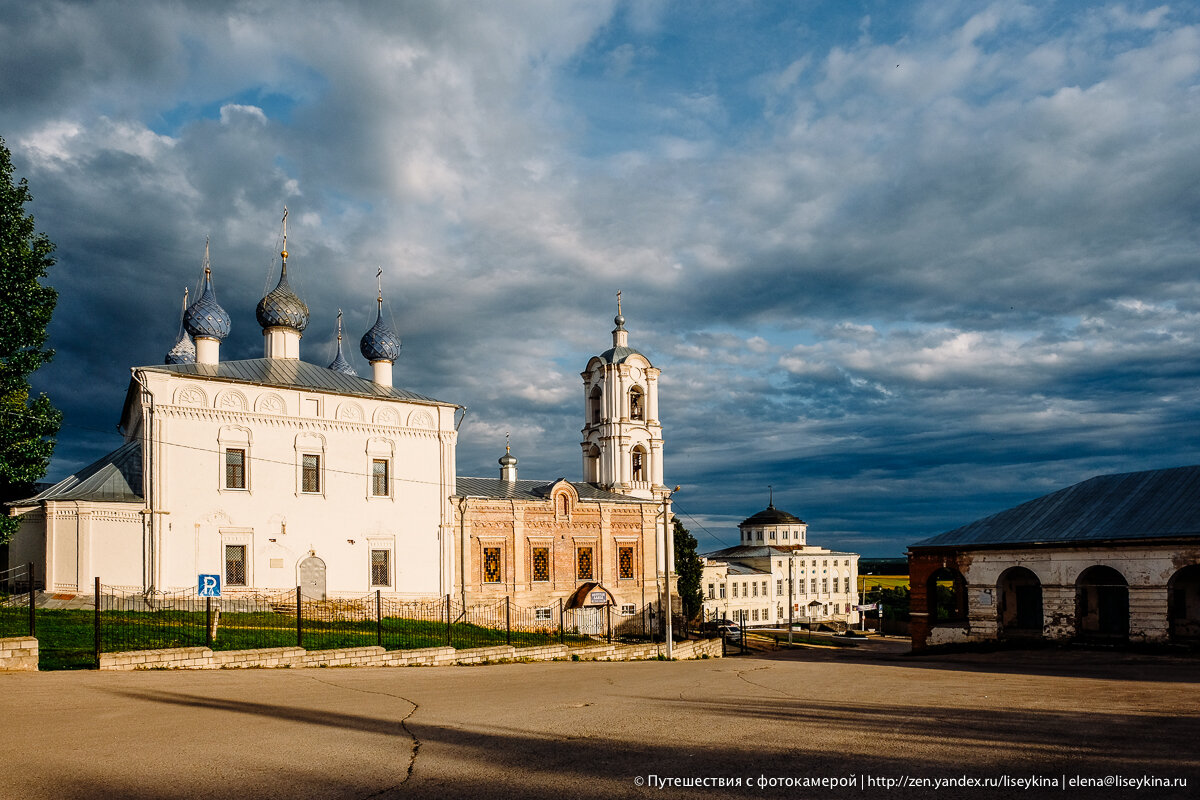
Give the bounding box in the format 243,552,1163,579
718,623,742,642
701,618,735,633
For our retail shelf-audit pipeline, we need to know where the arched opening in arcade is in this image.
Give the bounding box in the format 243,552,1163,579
1168,564,1200,642
927,567,967,623
997,566,1043,638
1075,565,1128,641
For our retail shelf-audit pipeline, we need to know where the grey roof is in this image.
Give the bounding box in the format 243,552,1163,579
165,331,196,365
594,345,649,366
912,464,1200,549
327,337,357,376
10,441,143,505
454,477,655,504
725,562,771,576
740,504,805,527
137,358,453,406
702,545,789,559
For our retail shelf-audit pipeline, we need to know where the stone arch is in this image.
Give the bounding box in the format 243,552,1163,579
254,392,286,415
588,384,602,425
584,444,601,483
1168,564,1200,642
336,401,365,422
997,566,1043,639
629,385,645,421
173,384,208,407
926,567,967,623
1075,565,1129,641
214,389,249,412
630,444,648,483
408,409,435,430
374,406,401,426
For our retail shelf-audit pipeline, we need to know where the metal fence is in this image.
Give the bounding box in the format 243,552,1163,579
0,563,35,639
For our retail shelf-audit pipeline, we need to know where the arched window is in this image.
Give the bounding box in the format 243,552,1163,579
588,385,602,425
1075,565,1129,641
585,444,601,483
631,445,647,482
997,567,1042,638
1168,565,1200,642
629,386,644,420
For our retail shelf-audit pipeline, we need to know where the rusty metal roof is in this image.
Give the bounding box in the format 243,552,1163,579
454,477,655,504
912,464,1200,549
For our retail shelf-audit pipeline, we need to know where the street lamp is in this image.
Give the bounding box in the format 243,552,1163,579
661,485,680,659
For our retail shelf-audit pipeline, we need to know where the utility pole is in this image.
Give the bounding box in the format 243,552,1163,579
787,553,794,645
661,486,680,659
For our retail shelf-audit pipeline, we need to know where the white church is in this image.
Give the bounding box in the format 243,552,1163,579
6,234,675,611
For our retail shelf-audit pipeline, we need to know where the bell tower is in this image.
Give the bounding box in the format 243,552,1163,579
580,293,665,500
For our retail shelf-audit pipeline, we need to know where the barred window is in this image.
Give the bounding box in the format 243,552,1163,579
225,449,246,490
301,454,321,493
576,547,594,581
618,546,635,580
225,545,247,586
532,547,550,582
371,459,389,497
371,549,391,587
483,547,502,583
534,606,552,621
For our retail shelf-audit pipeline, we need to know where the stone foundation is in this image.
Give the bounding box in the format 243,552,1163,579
0,637,39,671
98,637,722,671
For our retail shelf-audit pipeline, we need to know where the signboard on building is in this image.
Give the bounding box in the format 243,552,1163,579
589,590,609,605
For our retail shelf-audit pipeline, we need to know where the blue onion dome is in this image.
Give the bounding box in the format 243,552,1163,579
165,331,196,365
256,255,309,332
183,267,232,341
327,312,357,376
360,296,401,362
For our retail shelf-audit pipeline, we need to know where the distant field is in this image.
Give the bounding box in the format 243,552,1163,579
858,575,909,591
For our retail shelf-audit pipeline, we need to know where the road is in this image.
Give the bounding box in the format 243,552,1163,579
2,640,1197,799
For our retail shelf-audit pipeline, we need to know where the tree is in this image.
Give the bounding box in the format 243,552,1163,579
0,136,61,542
673,517,703,622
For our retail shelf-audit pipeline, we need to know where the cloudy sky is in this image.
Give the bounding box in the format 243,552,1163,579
4,0,1199,556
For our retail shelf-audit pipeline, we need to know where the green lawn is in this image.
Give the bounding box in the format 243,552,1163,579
17,608,592,670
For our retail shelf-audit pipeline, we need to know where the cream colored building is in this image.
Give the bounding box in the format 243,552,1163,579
701,501,860,627
8,243,458,598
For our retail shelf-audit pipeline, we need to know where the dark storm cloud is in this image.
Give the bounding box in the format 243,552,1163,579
5,0,1199,554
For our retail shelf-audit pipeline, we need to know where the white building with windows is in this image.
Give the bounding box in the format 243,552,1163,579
701,501,860,627
7,241,459,599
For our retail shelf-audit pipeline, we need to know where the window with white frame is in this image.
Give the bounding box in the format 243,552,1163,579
719,583,726,599
620,603,636,616
371,549,392,587
707,583,715,599
301,454,321,493
371,458,389,497
535,606,552,621
225,448,247,490
833,577,840,593
776,579,783,595
225,544,247,586
762,580,768,595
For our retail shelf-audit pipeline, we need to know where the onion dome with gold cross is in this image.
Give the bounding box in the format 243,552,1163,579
183,247,231,341
359,273,401,362
256,247,310,333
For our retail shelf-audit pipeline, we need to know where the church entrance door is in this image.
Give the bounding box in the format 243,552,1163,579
299,555,327,601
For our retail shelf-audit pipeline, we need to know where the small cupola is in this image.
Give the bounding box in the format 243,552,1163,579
499,435,518,481
256,209,309,359
359,270,401,386
165,288,197,365
612,291,629,348
327,310,357,376
182,240,231,365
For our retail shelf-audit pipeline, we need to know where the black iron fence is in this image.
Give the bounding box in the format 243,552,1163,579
0,563,35,639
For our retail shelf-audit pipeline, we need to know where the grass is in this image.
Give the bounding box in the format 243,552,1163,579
12,608,595,670
858,575,909,591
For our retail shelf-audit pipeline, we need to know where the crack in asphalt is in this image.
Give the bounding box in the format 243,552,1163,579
733,664,797,698
303,675,422,796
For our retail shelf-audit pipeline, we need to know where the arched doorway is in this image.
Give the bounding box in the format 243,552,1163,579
299,553,327,601
1168,564,1200,642
927,567,968,623
997,566,1042,638
1075,565,1128,641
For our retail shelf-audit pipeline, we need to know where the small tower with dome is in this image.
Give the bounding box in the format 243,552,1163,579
580,292,665,500
165,288,196,365
256,209,309,359
327,310,356,376
359,270,401,387
182,241,231,365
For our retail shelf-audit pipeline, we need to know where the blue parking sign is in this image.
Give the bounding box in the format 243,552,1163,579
199,574,221,597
